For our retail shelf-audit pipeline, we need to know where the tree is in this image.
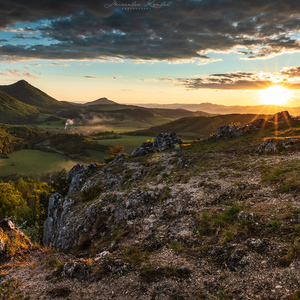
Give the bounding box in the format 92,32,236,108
0,182,23,219
106,144,125,157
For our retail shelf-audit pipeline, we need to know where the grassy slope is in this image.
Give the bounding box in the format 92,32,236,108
0,149,77,177
131,113,269,139
0,91,39,124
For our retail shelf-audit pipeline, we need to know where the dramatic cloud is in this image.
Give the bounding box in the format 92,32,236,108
0,0,299,61
162,66,300,90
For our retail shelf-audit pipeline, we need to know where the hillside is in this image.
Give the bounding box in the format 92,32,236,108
148,108,213,119
0,90,39,124
131,113,269,139
0,80,64,110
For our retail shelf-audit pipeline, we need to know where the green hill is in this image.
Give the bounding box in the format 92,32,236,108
0,80,64,110
131,114,269,139
0,90,39,124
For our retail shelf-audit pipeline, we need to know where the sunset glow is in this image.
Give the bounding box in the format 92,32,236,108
0,1,299,105
260,86,293,106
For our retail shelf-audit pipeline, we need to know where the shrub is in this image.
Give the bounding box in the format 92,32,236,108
81,184,103,202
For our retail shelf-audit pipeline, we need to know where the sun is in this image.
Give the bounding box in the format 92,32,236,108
260,86,293,106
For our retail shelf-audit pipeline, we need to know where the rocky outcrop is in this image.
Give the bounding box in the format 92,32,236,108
244,118,272,132
62,260,92,281
271,111,292,122
131,132,181,158
43,187,165,251
208,125,243,140
66,163,83,181
254,138,298,154
67,163,97,195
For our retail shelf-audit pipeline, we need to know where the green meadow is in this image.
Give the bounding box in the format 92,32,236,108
97,135,153,154
0,149,77,177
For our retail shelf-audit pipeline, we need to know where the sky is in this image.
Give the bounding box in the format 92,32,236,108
0,0,300,106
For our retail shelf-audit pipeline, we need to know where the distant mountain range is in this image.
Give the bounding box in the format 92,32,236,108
1,80,299,129
137,103,300,115
0,80,210,126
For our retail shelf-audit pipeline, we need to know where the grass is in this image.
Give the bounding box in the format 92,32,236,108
119,246,148,267
132,114,269,139
198,203,241,239
0,226,32,261
262,160,300,193
0,278,22,300
0,149,77,177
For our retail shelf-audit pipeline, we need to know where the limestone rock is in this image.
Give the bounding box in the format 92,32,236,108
66,163,83,181
68,163,97,195
238,211,255,221
208,126,243,140
254,139,278,154
254,138,298,154
152,132,181,152
62,260,92,281
131,132,181,158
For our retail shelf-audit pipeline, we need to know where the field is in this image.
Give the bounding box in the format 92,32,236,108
0,149,77,177
97,135,153,154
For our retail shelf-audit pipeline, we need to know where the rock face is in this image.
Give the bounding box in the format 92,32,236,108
131,132,181,158
66,163,83,181
67,163,97,195
43,187,165,250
